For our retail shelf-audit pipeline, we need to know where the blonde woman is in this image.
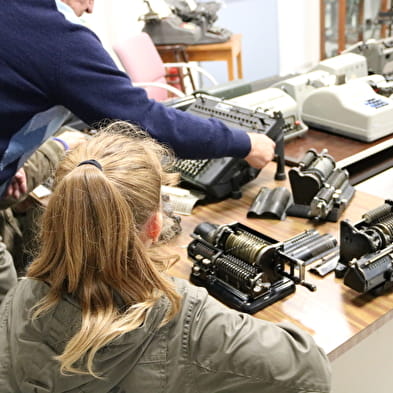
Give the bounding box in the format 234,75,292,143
0,123,331,393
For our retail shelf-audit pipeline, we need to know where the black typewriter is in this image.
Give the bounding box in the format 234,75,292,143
173,94,286,201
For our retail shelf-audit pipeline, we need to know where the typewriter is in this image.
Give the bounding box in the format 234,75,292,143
335,200,393,295
173,94,286,201
229,87,309,142
142,0,231,45
344,38,393,76
165,0,232,44
188,221,338,313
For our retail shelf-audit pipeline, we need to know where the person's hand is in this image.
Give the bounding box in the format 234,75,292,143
5,168,27,200
244,133,276,169
56,130,88,150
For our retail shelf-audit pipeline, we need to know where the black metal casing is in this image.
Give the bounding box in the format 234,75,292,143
187,222,321,313
336,200,393,295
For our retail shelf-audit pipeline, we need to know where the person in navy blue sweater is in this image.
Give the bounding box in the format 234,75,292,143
0,0,276,198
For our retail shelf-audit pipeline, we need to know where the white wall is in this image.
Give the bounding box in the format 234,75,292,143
83,0,146,67
201,0,280,83
84,0,146,46
277,0,320,76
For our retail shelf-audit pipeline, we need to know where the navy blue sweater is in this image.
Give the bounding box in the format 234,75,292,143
0,0,250,187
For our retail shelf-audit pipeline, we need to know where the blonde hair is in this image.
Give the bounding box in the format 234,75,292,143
27,122,181,376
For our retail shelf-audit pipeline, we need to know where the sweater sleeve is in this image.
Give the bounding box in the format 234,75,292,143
50,27,251,159
185,285,332,393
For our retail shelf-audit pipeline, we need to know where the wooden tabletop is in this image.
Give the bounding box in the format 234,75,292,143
284,128,393,184
157,33,242,58
163,162,393,360
285,128,393,165
157,34,243,80
184,33,242,53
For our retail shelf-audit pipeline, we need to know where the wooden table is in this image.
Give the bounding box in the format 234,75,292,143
157,34,243,81
284,128,393,185
163,162,393,361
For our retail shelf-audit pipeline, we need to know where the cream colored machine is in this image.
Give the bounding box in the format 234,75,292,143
302,78,393,142
312,52,368,82
273,53,393,142
230,87,308,141
273,53,367,106
273,70,336,106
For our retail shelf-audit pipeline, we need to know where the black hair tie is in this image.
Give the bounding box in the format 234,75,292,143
77,159,103,171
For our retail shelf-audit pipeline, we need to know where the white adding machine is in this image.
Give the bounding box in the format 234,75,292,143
274,53,393,142
302,78,393,142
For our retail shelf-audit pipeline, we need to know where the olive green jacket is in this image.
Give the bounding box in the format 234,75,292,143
0,241,16,304
0,138,66,299
0,138,65,211
0,277,331,393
